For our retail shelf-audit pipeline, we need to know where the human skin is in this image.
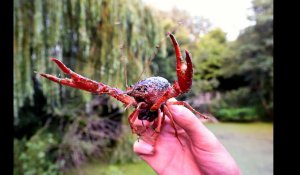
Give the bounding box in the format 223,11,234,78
133,99,242,175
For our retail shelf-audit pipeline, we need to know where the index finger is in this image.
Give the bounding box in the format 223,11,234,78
167,100,223,151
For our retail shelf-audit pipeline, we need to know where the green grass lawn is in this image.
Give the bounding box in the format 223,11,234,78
65,161,156,175
65,122,273,175
206,122,273,175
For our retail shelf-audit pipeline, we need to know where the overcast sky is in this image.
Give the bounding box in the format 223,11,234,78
142,0,254,41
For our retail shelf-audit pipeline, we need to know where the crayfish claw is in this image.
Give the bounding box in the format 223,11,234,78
39,73,78,88
40,73,61,83
168,34,193,93
50,58,72,75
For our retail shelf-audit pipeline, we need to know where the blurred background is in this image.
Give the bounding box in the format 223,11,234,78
14,0,273,174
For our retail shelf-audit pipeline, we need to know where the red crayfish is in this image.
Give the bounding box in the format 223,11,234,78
40,33,208,143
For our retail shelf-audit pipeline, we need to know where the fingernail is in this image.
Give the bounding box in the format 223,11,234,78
133,140,155,155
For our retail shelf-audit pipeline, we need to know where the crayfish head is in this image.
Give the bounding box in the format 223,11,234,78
125,76,171,105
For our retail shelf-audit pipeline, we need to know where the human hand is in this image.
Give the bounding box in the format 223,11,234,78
133,99,242,175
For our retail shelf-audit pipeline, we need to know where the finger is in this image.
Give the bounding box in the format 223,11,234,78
133,139,155,155
167,102,223,151
166,98,208,136
167,104,209,136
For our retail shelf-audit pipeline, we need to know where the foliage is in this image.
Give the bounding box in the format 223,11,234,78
14,76,50,139
109,125,141,164
219,0,273,119
14,0,273,174
215,107,258,121
14,129,61,175
191,28,229,94
56,113,123,170
14,0,163,121
211,87,258,121
14,1,164,173
215,87,253,107
14,1,163,170
150,10,190,82
150,9,222,98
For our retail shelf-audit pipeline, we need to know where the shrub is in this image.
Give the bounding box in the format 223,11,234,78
56,115,123,170
14,129,61,175
211,87,259,121
215,107,258,121
109,125,141,164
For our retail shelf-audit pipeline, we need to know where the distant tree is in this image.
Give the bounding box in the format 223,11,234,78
191,28,229,94
14,0,165,172
150,8,213,88
14,0,163,137
220,0,273,119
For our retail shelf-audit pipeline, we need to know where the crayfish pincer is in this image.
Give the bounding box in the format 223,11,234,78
40,33,208,144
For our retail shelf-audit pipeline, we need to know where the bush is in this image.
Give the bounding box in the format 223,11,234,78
215,107,258,121
14,129,61,175
211,87,259,121
109,125,141,164
220,87,252,107
56,115,123,170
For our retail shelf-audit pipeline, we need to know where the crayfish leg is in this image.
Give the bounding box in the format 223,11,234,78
163,105,183,146
150,110,165,137
128,109,139,134
167,101,209,119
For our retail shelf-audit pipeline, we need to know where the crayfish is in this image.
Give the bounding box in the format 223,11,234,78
40,33,208,144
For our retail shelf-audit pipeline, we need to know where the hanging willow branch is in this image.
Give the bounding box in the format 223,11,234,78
14,0,164,120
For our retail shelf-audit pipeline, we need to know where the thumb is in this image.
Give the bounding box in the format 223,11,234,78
133,139,155,155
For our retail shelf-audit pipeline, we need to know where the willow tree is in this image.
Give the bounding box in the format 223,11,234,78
14,0,164,123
